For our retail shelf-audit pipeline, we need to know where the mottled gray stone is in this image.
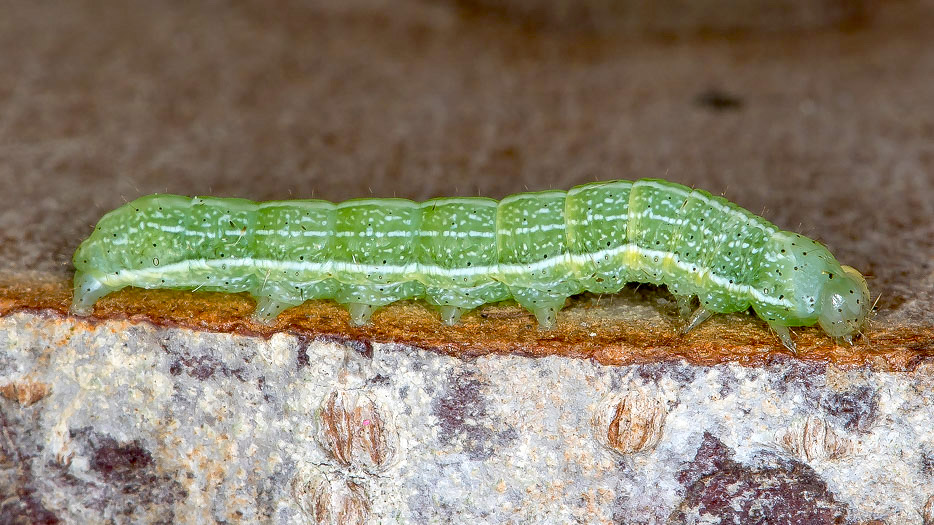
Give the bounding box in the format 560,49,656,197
1,312,933,524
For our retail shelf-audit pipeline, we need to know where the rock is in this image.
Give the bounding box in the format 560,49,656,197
2,313,934,523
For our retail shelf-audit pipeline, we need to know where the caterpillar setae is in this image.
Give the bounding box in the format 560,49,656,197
71,178,870,351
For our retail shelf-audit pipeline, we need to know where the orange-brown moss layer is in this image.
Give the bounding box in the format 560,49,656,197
2,277,931,371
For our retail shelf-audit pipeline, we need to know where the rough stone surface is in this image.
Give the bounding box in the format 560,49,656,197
2,313,933,523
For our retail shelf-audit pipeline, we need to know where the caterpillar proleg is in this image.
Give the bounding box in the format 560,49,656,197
71,179,871,351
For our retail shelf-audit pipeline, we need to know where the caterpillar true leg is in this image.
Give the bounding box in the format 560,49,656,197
767,321,796,353
674,295,695,319
681,306,714,335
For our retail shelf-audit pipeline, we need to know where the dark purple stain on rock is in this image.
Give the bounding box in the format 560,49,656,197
257,376,273,403
670,433,848,524
315,334,374,359
636,362,698,385
91,437,154,484
716,365,740,398
675,432,735,489
0,407,61,524
158,340,252,382
921,447,934,477
295,334,311,369
181,355,216,380
408,478,458,525
165,350,246,382
0,496,60,525
71,430,187,518
822,386,879,433
368,373,391,385
432,370,497,460
636,364,665,384
669,364,699,385
769,361,827,398
718,380,733,398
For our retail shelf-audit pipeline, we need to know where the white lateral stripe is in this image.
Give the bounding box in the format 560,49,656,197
419,230,496,238
103,244,791,308
146,222,185,233
255,229,330,237
498,222,565,235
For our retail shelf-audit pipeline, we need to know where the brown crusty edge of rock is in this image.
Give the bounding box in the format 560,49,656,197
1,276,931,372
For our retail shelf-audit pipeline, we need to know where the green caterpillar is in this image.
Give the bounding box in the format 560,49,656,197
71,179,870,351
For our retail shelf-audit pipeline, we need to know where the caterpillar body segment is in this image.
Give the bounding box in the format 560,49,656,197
71,179,871,350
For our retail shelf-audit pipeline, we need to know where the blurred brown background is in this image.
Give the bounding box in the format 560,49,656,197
0,0,931,331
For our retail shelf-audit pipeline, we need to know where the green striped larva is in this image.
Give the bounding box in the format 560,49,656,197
71,179,871,351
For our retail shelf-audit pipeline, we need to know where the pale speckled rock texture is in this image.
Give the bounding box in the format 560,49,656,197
2,313,933,524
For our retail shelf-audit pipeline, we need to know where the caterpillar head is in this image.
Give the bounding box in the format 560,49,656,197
817,265,870,343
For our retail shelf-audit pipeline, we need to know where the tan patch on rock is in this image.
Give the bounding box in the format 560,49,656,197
780,416,853,462
316,390,398,474
0,378,51,406
593,388,667,455
292,470,371,525
923,495,934,525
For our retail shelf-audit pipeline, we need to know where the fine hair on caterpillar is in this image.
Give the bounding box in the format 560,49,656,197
71,178,871,352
